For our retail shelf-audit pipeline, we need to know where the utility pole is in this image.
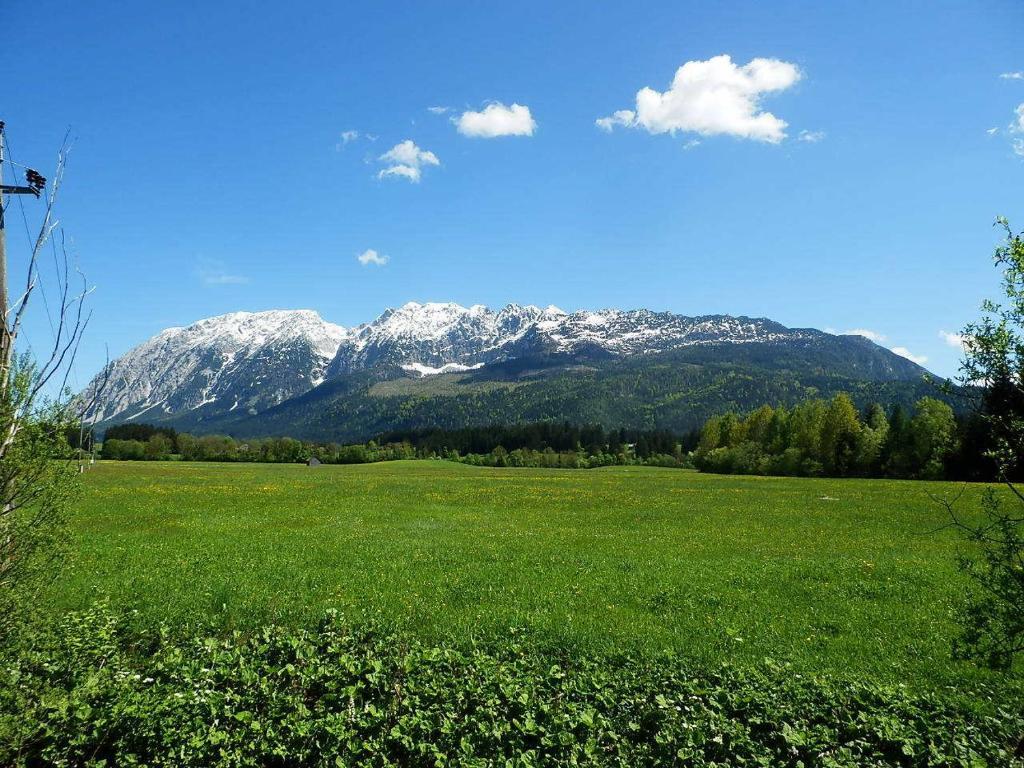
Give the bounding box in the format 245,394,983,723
0,121,46,371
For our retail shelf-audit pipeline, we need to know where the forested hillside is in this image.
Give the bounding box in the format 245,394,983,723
178,346,945,443
82,304,937,442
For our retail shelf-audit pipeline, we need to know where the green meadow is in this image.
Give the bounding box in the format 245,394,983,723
51,460,1000,690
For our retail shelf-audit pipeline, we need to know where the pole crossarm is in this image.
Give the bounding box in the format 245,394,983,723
0,185,39,197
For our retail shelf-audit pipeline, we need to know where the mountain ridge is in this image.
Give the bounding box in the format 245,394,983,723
79,302,934,439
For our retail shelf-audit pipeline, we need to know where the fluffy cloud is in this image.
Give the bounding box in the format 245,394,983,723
938,330,969,350
1013,103,1024,133
377,140,440,183
891,346,928,365
597,54,802,143
1006,104,1024,157
843,328,886,343
595,110,636,132
455,102,536,138
1000,72,1024,80
357,249,389,266
798,129,825,143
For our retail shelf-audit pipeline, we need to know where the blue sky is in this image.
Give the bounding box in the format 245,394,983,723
4,0,1024,384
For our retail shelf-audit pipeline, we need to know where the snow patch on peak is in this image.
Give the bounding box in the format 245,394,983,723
82,301,838,426
366,301,491,342
171,309,348,353
401,361,485,377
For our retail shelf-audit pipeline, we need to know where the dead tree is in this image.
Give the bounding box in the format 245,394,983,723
0,122,99,627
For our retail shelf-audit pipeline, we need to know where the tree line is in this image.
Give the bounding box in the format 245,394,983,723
101,429,415,465
380,422,692,458
692,393,990,480
98,421,694,469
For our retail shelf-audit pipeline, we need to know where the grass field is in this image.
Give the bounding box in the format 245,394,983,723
50,460,1003,690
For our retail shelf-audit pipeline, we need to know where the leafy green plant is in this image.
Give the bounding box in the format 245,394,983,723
953,487,1024,670
949,219,1024,670
0,363,84,648
2,604,1021,767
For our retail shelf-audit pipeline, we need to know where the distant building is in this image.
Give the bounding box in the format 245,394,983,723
307,457,321,467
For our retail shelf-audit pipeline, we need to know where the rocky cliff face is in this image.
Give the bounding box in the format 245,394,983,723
79,310,347,422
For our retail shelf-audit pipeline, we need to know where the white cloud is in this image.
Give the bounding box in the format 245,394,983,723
683,138,701,150
357,248,389,266
844,328,886,343
1000,71,1024,80
1012,103,1024,133
891,346,928,365
992,105,1024,156
1009,105,1024,157
377,140,440,183
595,110,636,132
829,328,928,364
798,129,825,143
197,262,250,286
378,164,421,182
938,330,967,350
455,102,536,138
335,130,360,151
597,54,802,144
427,106,450,115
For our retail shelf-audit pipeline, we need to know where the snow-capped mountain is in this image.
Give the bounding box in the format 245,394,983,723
325,302,567,376
81,301,926,427
80,310,347,422
325,302,824,376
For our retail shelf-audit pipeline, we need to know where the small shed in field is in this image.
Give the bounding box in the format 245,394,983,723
307,457,321,467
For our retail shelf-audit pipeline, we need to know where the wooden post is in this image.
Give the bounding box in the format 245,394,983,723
0,122,46,388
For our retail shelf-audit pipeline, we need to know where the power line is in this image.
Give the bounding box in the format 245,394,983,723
0,120,49,388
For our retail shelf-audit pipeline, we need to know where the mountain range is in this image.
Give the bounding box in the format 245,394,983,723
79,302,939,441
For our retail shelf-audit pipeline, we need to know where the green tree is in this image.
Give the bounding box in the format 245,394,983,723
882,404,913,478
820,394,862,476
697,416,723,453
144,433,173,460
492,445,509,467
176,433,199,461
908,397,956,479
0,360,79,637
788,399,827,473
766,406,790,454
743,405,775,447
103,438,145,460
949,218,1024,670
718,413,743,448
855,403,889,475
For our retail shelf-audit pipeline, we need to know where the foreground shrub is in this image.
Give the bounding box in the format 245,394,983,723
1,605,1022,767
